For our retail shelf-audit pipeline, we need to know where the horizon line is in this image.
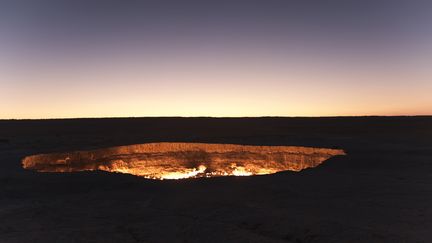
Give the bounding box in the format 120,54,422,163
1,114,431,121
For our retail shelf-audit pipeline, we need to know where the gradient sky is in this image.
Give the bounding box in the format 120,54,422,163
1,0,431,118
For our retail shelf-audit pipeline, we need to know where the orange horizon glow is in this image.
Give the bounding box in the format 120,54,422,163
2,100,431,120
2,55,431,119
2,113,432,120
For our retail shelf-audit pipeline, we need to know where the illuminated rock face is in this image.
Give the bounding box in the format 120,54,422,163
22,143,345,180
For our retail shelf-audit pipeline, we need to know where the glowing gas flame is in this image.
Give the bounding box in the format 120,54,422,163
157,165,207,180
97,163,258,179
230,164,252,176
22,142,345,180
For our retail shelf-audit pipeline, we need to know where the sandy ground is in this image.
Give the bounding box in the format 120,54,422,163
0,117,431,242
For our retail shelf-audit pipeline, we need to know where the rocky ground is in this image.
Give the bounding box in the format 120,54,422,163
0,117,431,242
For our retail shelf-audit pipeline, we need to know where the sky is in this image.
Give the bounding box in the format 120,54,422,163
1,0,431,119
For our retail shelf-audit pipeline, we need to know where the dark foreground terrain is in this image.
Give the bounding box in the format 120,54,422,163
0,116,431,242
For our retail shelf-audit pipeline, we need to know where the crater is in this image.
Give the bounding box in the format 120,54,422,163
22,142,345,180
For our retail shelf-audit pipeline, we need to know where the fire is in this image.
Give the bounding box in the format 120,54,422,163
230,164,252,176
157,165,207,180
97,163,257,180
22,142,345,180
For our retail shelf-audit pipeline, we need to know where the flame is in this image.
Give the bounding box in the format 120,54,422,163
230,163,252,176
94,162,295,180
97,163,258,180
158,165,207,180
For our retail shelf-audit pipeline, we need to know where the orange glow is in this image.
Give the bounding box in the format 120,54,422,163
22,142,345,180
2,54,431,119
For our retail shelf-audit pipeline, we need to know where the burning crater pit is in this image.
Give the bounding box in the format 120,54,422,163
22,143,345,180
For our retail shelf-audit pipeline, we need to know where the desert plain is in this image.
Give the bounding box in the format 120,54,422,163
0,116,431,242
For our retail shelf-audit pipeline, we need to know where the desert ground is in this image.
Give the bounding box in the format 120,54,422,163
0,116,431,242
